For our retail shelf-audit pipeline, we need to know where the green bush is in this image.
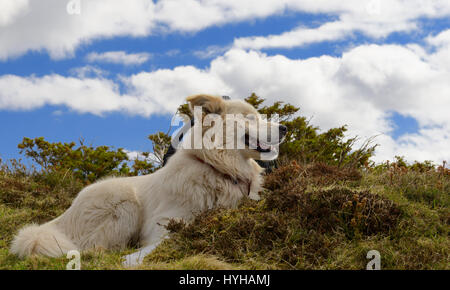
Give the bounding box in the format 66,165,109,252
244,93,377,167
17,137,156,183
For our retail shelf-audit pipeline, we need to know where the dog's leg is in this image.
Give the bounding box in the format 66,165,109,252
122,217,185,267
248,180,262,200
121,221,173,267
248,163,263,201
122,238,167,267
248,192,261,201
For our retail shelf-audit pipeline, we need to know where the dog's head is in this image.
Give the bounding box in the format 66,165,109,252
184,94,287,161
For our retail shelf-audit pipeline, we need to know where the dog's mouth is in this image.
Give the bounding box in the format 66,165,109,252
244,134,277,153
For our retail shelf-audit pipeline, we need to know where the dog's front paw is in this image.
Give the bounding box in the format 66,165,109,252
248,192,261,201
122,252,144,268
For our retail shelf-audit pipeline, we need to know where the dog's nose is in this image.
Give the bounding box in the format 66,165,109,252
279,125,287,137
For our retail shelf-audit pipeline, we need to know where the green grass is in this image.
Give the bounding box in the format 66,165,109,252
0,162,448,269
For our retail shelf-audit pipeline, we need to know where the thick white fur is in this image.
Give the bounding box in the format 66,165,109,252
10,95,274,266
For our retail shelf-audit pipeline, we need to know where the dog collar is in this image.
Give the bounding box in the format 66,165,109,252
193,156,251,196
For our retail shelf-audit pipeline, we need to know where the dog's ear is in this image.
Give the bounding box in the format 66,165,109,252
186,94,225,115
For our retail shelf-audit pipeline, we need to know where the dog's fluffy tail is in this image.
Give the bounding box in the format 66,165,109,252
10,222,77,258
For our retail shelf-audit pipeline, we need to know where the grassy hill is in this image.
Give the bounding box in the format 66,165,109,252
0,159,448,270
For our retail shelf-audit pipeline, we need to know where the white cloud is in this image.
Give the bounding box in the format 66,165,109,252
52,109,64,117
234,21,354,50
233,17,417,50
0,0,29,26
234,0,450,50
152,0,287,32
124,150,142,161
0,0,156,60
124,149,161,165
165,49,181,57
123,66,232,114
2,0,450,60
0,65,231,117
426,29,450,47
193,45,231,59
69,65,109,78
86,51,152,66
0,74,148,116
426,29,450,71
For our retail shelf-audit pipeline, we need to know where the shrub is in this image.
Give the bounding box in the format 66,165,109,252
245,93,377,167
161,162,402,268
17,137,156,183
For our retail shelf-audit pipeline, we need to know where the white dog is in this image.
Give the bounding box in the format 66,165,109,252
10,94,286,267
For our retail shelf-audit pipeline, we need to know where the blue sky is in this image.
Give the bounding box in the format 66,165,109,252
0,0,449,164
